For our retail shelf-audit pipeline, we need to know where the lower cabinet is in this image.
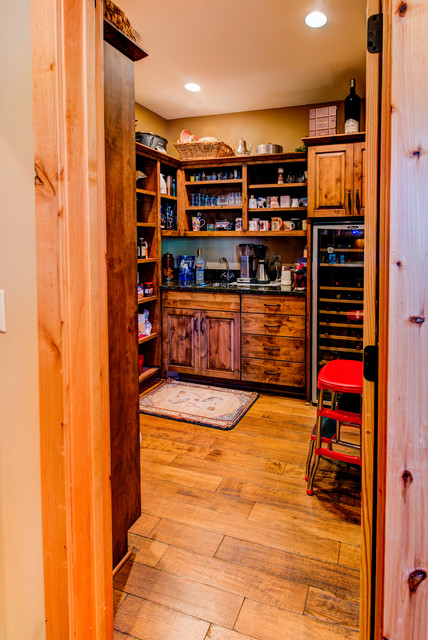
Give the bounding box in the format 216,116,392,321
241,294,306,389
162,292,241,380
162,290,306,391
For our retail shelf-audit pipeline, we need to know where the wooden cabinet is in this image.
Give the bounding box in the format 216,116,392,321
241,294,306,389
162,292,241,380
304,134,365,218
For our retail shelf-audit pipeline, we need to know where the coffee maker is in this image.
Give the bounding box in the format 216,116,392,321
237,244,254,281
253,245,269,283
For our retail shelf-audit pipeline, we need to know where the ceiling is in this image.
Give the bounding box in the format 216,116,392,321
118,0,367,120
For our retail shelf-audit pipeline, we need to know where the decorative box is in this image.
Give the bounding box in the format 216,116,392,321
309,106,337,136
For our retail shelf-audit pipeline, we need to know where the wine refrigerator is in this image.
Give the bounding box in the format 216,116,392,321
311,222,364,402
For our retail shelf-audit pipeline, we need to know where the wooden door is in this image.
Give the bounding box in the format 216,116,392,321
200,311,241,380
353,141,366,216
162,308,200,374
307,143,354,217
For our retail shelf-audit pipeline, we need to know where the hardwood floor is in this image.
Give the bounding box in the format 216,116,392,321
113,390,361,640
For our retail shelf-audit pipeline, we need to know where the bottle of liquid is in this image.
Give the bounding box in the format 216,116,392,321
344,78,361,133
195,248,204,284
139,237,148,259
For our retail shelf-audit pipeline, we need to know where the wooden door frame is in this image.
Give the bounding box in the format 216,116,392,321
31,0,113,637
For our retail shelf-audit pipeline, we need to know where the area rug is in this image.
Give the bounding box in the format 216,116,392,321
139,380,258,430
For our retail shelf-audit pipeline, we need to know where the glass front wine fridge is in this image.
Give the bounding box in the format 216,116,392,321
311,222,364,403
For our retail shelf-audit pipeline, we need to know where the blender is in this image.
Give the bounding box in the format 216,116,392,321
237,244,254,282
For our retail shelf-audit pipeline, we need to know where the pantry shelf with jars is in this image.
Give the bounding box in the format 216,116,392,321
135,143,180,385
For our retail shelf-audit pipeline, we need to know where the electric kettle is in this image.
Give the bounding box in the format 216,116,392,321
256,259,270,283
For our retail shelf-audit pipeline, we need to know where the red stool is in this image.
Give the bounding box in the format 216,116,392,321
306,360,363,495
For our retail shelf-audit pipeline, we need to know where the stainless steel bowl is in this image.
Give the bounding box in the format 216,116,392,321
255,143,283,155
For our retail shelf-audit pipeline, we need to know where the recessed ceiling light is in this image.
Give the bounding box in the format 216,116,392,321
305,11,327,28
184,83,201,92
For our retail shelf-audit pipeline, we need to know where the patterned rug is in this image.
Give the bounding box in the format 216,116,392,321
139,380,258,430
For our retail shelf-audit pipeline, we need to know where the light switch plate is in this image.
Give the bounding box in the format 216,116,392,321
0,290,6,333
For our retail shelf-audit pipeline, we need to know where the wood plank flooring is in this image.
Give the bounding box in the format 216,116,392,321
114,390,361,640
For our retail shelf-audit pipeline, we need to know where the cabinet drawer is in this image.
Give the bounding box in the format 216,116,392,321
162,290,240,312
241,334,305,362
242,358,305,388
241,313,305,338
241,294,305,316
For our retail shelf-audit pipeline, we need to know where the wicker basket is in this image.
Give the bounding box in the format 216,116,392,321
104,0,136,41
175,141,235,160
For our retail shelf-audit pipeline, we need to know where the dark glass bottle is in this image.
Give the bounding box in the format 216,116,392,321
344,78,361,133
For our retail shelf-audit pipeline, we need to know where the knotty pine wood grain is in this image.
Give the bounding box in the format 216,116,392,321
114,395,360,639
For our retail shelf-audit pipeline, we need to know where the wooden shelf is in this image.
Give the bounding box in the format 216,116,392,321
137,222,156,228
185,179,242,186
182,230,308,237
319,263,364,268
249,207,307,213
248,182,306,189
319,346,363,354
137,258,157,264
185,206,243,211
319,286,364,291
103,19,148,62
320,248,364,252
161,230,179,236
319,321,363,329
319,298,364,304
139,366,160,383
136,188,156,196
138,332,158,345
302,132,366,146
319,334,363,342
138,295,158,304
160,193,177,201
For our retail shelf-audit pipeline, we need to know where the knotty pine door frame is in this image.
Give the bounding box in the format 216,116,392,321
375,1,428,639
31,0,113,637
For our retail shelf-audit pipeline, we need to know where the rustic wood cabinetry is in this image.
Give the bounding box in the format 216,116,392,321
304,133,365,218
162,290,306,392
162,291,241,380
241,294,306,388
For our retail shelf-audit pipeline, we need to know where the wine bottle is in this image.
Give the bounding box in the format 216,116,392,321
344,78,361,133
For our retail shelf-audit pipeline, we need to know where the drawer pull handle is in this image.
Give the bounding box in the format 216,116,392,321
264,303,280,308
264,370,281,375
264,324,280,328
264,347,280,351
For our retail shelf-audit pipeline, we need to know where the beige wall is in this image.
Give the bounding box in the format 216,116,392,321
0,3,46,639
135,99,368,159
135,102,168,140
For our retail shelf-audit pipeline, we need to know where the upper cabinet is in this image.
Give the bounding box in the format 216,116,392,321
303,133,365,218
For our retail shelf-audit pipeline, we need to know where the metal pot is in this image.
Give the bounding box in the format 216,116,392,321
136,131,168,153
255,143,283,155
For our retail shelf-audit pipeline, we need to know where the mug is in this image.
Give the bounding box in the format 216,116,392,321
235,218,243,231
291,217,301,230
282,220,295,231
271,218,282,231
260,220,270,231
291,198,299,208
301,219,308,231
248,219,259,231
280,195,291,208
192,216,205,231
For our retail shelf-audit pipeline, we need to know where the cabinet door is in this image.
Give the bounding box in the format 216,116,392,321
162,308,200,374
308,143,354,217
200,311,241,380
353,141,366,216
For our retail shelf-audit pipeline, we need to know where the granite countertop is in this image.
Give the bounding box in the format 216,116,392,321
160,280,307,296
